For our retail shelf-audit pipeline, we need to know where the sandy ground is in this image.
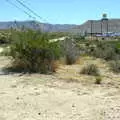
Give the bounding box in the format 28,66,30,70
0,56,120,120
0,48,4,53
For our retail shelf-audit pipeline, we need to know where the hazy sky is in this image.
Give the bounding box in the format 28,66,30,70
0,0,120,24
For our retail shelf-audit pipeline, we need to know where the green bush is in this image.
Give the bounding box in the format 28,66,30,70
9,30,62,73
0,32,11,44
109,60,120,73
92,47,118,60
74,35,85,42
95,76,102,84
80,64,100,76
90,41,120,61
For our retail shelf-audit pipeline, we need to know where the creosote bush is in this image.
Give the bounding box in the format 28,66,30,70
80,64,100,76
9,29,62,73
109,60,120,73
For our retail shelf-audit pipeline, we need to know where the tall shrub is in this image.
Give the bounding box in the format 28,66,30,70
9,30,62,73
62,38,80,65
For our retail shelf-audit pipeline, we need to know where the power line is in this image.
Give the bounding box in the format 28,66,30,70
15,0,48,22
5,0,36,20
5,0,48,30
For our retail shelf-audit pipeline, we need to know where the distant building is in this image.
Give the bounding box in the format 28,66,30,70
78,14,120,36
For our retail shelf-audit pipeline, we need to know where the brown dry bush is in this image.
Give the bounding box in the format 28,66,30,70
80,64,100,76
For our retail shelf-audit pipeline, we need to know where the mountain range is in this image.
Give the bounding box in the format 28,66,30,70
0,19,120,34
0,21,76,32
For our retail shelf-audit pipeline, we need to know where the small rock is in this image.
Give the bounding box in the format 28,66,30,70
72,104,75,108
38,112,41,115
16,97,19,100
11,85,17,88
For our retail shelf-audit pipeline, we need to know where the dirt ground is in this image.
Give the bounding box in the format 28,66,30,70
0,56,120,120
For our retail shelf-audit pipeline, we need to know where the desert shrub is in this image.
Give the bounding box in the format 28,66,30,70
62,38,80,65
109,60,120,73
95,76,102,84
92,47,118,60
9,30,62,73
74,35,85,42
90,41,120,61
80,64,100,76
0,32,11,44
65,54,77,65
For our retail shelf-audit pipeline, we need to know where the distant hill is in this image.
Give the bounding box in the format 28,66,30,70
0,21,77,32
1,19,120,34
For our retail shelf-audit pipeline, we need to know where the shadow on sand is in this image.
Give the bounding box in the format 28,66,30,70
0,67,29,75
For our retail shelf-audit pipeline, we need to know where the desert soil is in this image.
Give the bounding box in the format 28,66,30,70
0,56,120,120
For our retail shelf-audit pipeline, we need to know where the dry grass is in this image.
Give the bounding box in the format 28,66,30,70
80,64,100,76
55,56,120,85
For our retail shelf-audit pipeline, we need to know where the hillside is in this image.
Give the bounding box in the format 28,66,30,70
1,19,120,34
0,21,76,32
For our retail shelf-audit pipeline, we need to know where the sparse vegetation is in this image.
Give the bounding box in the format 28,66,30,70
72,35,85,42
48,32,68,39
90,41,120,61
80,64,100,76
62,38,80,65
109,60,120,73
0,31,11,44
9,29,62,73
1,30,120,77
95,76,102,84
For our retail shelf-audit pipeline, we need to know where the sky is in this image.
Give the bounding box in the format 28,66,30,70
0,0,120,24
